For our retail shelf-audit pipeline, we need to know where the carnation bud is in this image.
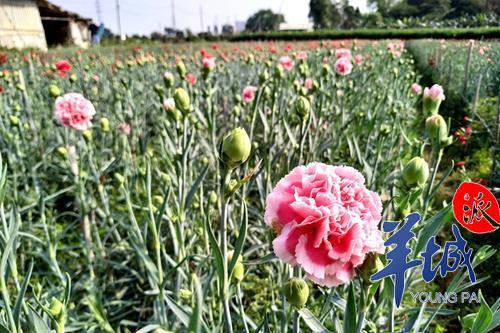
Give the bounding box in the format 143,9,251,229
360,253,384,284
295,96,311,120
100,117,110,132
283,278,309,308
259,70,269,84
163,71,174,88
9,115,19,126
425,114,452,146
114,173,125,185
69,74,77,83
221,127,251,168
56,146,68,159
49,297,64,318
227,251,244,283
176,61,186,77
209,190,218,205
322,64,330,77
402,157,429,187
49,84,61,97
179,288,192,299
82,130,92,142
174,88,191,114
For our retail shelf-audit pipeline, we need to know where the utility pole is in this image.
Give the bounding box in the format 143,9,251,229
171,0,176,29
199,5,204,32
115,0,123,40
95,0,102,23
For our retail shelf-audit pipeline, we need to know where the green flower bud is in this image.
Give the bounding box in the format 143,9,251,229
209,190,218,205
49,84,61,98
425,114,452,146
359,253,384,284
100,117,110,132
283,278,309,308
163,71,174,88
259,70,269,84
82,129,92,142
295,96,311,120
49,297,64,318
9,115,19,126
160,172,171,183
179,288,192,299
16,84,25,92
322,64,330,77
56,146,68,159
402,157,429,187
221,127,251,168
69,73,77,83
176,61,186,77
174,88,190,114
114,173,125,185
233,261,244,282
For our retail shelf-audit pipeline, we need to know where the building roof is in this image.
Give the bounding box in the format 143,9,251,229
36,0,93,24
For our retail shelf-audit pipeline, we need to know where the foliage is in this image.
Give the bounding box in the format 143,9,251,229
245,9,285,32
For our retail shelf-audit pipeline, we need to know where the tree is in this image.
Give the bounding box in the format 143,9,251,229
222,24,234,35
340,0,363,28
245,9,285,32
309,0,342,29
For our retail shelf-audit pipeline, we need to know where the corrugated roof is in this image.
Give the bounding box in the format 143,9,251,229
36,0,92,24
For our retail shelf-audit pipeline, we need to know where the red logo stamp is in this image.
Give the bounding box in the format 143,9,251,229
452,182,499,234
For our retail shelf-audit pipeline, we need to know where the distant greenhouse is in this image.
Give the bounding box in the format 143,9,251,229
0,0,93,50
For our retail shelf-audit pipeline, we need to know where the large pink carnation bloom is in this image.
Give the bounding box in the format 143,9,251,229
265,162,384,287
54,93,96,131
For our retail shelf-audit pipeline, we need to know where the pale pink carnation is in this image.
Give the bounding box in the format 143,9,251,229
118,122,131,135
202,56,216,70
304,78,313,90
242,86,257,103
54,93,96,131
335,48,352,60
334,57,353,76
279,56,294,71
296,51,308,60
354,54,363,65
423,84,445,102
163,97,175,111
265,162,384,287
164,71,174,80
411,83,422,95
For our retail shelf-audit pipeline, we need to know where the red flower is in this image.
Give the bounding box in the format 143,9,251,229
185,72,197,86
0,53,7,65
456,161,465,168
0,86,4,93
55,60,72,73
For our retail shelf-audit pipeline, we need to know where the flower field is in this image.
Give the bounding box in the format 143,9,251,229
0,39,498,333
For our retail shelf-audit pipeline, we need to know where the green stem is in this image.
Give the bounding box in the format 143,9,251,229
220,168,233,333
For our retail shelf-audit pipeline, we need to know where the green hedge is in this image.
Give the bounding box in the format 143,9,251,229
230,27,500,41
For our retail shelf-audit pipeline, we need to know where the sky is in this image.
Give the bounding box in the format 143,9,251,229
50,0,369,36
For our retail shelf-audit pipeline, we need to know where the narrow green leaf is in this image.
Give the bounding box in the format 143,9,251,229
13,261,34,329
185,165,209,211
0,323,10,333
63,272,72,306
343,282,357,333
28,308,51,333
472,292,493,333
187,274,203,333
205,217,224,285
299,308,330,333
229,201,248,277
415,206,453,254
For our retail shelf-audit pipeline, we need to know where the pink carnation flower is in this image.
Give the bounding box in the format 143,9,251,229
118,122,131,135
54,93,96,131
202,56,216,70
411,83,422,95
242,86,257,103
334,57,353,76
304,78,313,90
423,84,445,102
335,48,352,60
296,51,308,60
265,163,384,287
279,56,294,71
354,54,363,65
